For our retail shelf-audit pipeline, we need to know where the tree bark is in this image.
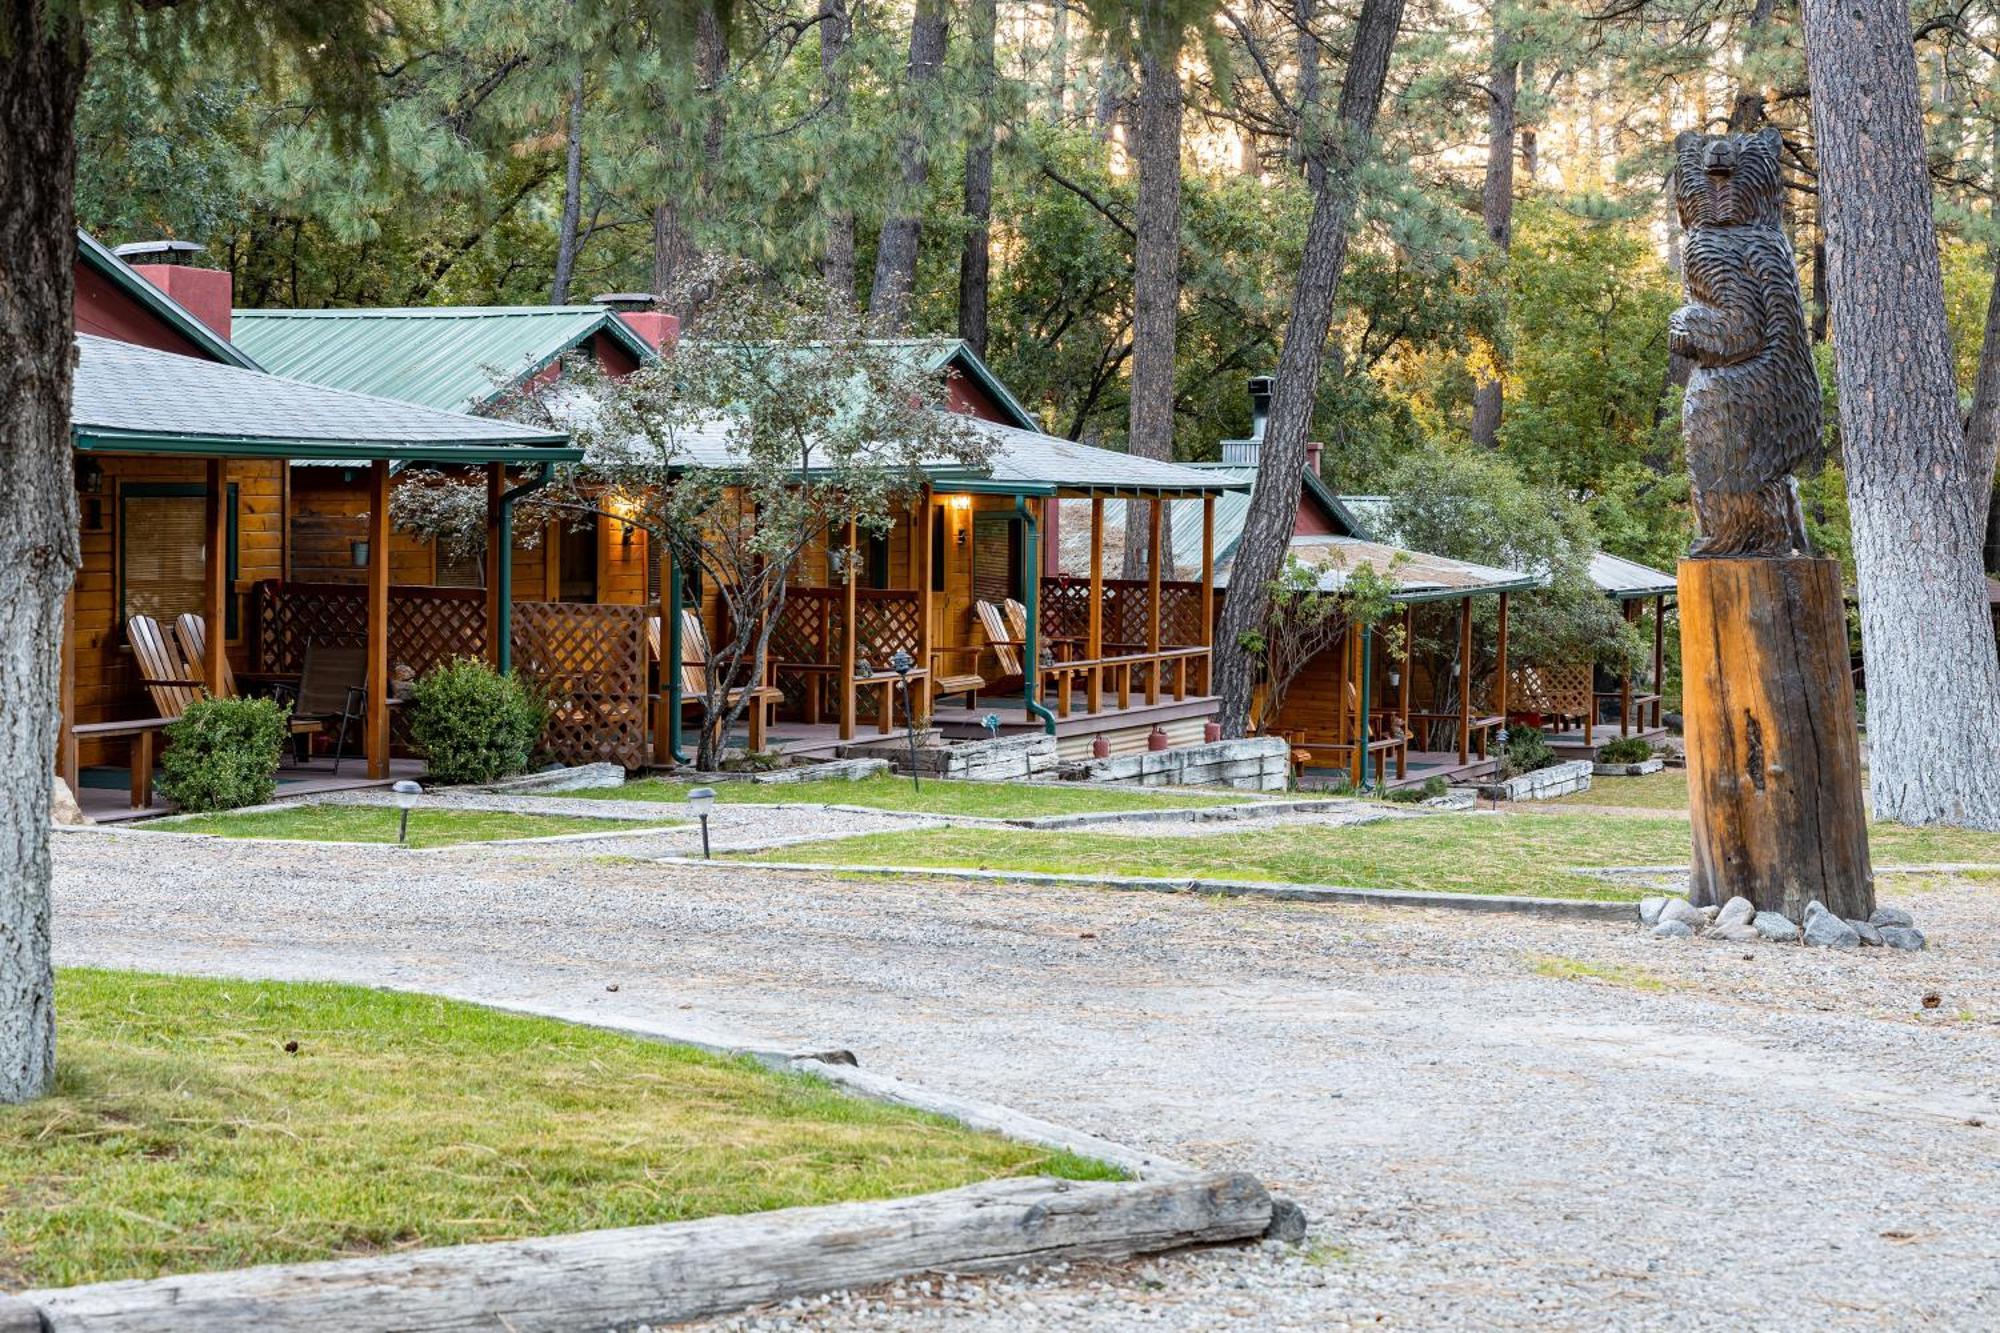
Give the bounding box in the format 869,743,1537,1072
819,0,856,307
1213,0,1406,737
1049,0,1069,121
958,0,997,356
0,0,84,1103
550,61,587,305
868,0,949,334
1123,5,1185,579
1469,12,1518,448
1727,0,1778,132
654,5,727,310
1803,0,2000,828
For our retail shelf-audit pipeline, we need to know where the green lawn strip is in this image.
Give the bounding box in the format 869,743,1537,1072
0,970,1117,1289
1549,768,1691,811
577,773,1255,819
744,810,2000,901
142,804,655,848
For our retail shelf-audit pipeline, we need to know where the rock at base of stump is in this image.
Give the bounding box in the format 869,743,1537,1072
1711,923,1760,943
1803,904,1861,950
1264,1197,1309,1243
1638,896,1669,927
1652,920,1695,940
1716,895,1755,928
50,777,89,827
1878,925,1926,951
1659,898,1706,928
1753,911,1798,942
1870,906,1915,929
1849,920,1883,947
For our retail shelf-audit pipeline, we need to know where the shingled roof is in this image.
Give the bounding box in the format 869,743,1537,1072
72,335,578,462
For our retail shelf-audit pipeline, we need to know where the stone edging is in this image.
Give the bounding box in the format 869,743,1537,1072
675,857,1633,920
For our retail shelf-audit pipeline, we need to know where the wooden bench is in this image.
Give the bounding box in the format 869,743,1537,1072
68,718,172,810
928,646,984,710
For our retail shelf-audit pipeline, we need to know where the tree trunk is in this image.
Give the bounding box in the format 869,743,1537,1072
1727,0,1778,132
654,5,727,310
1123,8,1184,579
1049,0,1069,121
1469,12,1517,448
819,0,855,307
0,1,84,1103
550,62,587,305
1213,0,1405,737
958,0,997,356
868,0,949,334
1803,0,2000,828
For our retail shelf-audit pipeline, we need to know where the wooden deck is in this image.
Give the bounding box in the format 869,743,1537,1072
73,758,427,824
1545,722,1670,758
1297,749,1500,793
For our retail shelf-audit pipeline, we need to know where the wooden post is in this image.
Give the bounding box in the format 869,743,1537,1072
1087,496,1104,713
203,458,227,699
1681,556,1872,918
654,541,675,765
1456,595,1472,765
1348,627,1364,789
916,491,934,717
57,583,76,793
483,463,504,665
1398,604,1413,743
1495,591,1510,723
1146,496,1162,705
1652,593,1667,729
840,518,858,741
366,460,391,779
1331,627,1347,762
1620,601,1636,736
1200,494,1215,695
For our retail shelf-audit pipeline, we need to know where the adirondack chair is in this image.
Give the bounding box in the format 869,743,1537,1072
173,613,323,759
126,615,207,720
974,600,1023,681
650,611,779,753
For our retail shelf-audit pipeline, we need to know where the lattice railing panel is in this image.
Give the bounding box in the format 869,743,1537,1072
1037,577,1205,651
1509,662,1592,717
251,580,486,678
511,601,648,769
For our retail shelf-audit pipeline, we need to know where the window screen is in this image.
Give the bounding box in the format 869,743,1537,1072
121,482,237,636
971,514,1021,603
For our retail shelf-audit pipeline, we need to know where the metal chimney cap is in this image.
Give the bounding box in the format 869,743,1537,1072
113,239,205,265
593,292,660,311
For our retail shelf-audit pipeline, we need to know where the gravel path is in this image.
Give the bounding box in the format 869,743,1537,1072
49,828,2000,1329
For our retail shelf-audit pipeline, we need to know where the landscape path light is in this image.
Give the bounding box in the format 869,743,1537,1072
391,780,423,844
889,650,921,793
687,785,717,859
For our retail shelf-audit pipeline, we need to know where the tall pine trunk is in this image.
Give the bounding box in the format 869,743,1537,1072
1803,0,2000,828
654,4,727,309
1468,12,1516,447
958,0,997,356
868,0,948,334
1123,11,1183,578
819,0,855,307
1213,0,1406,736
0,0,84,1103
550,62,587,304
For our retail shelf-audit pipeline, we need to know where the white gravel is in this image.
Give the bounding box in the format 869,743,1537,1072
48,829,2000,1329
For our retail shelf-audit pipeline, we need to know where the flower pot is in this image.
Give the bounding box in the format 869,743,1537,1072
1147,727,1170,752
1092,734,1111,759
1203,721,1222,743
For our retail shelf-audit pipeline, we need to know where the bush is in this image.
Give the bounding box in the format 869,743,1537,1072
1499,726,1558,779
1596,736,1654,764
405,658,546,785
158,696,289,812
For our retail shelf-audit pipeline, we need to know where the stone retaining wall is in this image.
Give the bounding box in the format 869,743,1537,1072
1476,759,1593,802
1061,736,1290,792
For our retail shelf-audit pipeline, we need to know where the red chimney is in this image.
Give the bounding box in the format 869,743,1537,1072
595,293,680,355
1305,440,1325,478
116,240,232,342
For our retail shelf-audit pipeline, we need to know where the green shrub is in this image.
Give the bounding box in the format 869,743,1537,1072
1499,726,1558,779
405,658,547,785
158,696,289,812
1595,736,1654,764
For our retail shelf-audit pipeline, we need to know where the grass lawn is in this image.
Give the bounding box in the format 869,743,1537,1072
0,971,1115,1289
576,772,1256,818
745,809,2000,901
1550,768,1691,811
145,804,654,848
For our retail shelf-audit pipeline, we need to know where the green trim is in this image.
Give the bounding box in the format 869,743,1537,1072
77,429,580,464
77,231,261,371
483,311,659,409
119,482,239,638
1389,579,1542,605
496,465,556,674
934,478,1057,497
1018,495,1057,735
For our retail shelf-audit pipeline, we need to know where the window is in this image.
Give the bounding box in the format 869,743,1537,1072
865,530,891,590
120,482,237,636
970,514,1021,603
558,518,599,602
930,507,946,591
436,543,485,588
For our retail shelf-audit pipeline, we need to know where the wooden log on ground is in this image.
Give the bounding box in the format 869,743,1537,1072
21,1173,1272,1333
1679,555,1872,918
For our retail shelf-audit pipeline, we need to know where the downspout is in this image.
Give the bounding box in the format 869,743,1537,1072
495,463,554,674
1359,622,1375,791
1018,494,1057,734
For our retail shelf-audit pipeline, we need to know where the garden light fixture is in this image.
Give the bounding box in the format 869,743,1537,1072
391,780,423,844
687,786,717,859
889,650,920,793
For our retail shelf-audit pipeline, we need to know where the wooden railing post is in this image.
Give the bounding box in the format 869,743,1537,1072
1652,593,1667,729
1495,591,1510,726
1088,497,1104,714
916,491,934,718
203,458,228,702
1456,595,1472,765
1146,497,1162,705
840,519,858,741
1200,494,1215,694
366,460,392,779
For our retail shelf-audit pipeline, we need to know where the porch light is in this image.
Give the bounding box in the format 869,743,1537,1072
949,494,972,512
391,780,423,844
687,786,717,859
73,457,104,495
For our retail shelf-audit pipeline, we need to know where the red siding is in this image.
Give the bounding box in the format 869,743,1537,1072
947,374,1016,425
74,264,217,361
1294,496,1337,536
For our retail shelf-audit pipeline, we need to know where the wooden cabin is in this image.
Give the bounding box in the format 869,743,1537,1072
59,233,581,820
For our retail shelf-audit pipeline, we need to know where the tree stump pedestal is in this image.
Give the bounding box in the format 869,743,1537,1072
1679,556,1873,920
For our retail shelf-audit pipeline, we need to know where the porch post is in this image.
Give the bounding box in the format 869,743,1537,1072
1495,591,1511,724
1620,600,1636,736
840,517,858,741
58,582,77,793
1652,593,1667,728
1457,595,1472,765
366,460,391,779
483,463,504,665
1200,493,1215,694
655,539,680,765
916,491,934,717
1347,626,1362,790
1359,624,1374,790
1087,496,1104,713
1399,604,1413,738
202,457,227,698
1146,495,1162,705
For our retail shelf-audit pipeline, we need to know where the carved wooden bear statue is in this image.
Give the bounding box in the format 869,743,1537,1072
1670,125,1821,558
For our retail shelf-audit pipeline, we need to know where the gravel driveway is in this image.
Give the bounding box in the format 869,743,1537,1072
50,827,2000,1330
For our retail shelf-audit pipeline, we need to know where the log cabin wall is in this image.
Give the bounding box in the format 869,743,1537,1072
72,454,286,767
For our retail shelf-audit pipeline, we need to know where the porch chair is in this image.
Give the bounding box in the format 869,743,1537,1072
974,600,1023,680
126,615,207,721
656,611,780,754
288,642,370,774
172,613,323,760
928,646,984,710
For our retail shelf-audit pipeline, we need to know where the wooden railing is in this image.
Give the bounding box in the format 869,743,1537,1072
1040,646,1211,716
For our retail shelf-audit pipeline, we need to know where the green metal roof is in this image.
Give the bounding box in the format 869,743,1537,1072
76,230,262,371
72,335,579,463
229,305,658,413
